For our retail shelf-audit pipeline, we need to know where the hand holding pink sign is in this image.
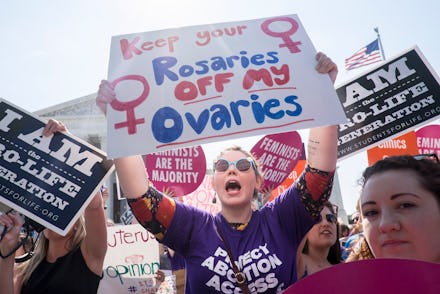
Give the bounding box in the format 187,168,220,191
145,146,206,196
250,131,303,192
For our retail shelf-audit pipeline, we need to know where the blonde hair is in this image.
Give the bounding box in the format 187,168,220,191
16,216,86,286
345,235,374,262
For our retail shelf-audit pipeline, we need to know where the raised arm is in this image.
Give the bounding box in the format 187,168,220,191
295,52,338,219
306,52,338,172
114,155,149,198
81,191,108,276
96,81,176,241
43,119,108,275
307,125,338,172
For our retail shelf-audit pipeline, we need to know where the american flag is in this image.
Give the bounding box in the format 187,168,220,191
345,39,382,71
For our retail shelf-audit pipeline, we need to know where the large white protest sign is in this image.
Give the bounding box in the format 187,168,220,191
98,224,163,294
0,99,114,235
336,46,440,160
106,14,346,158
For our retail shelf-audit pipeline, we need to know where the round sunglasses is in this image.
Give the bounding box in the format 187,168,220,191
321,213,338,224
213,158,256,172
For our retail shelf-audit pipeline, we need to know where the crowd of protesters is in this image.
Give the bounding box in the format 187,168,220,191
1,50,440,293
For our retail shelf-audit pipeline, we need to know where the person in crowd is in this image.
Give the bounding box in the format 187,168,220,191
341,201,364,260
159,243,172,271
96,52,339,293
348,211,362,236
358,154,440,263
339,223,350,239
338,222,350,255
296,201,342,279
159,189,187,293
164,246,186,294
345,234,374,261
0,119,108,294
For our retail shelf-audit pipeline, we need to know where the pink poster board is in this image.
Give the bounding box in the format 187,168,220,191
250,131,302,191
284,259,440,294
416,124,440,156
145,146,206,196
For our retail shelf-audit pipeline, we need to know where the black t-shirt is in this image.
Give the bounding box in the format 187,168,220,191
21,246,101,294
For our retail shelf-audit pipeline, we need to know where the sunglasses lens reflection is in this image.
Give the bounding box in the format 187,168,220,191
214,158,253,172
324,214,337,224
235,159,251,171
214,159,230,172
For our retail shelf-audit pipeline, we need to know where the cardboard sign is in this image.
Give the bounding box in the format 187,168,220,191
367,131,419,165
337,46,440,160
250,131,303,191
416,124,440,156
0,99,114,235
145,146,206,196
106,14,346,158
284,259,440,293
98,224,161,294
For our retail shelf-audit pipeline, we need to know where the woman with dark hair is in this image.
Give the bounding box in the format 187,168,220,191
359,154,440,263
297,201,342,279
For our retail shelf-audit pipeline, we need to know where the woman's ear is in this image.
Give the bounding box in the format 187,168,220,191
255,175,262,191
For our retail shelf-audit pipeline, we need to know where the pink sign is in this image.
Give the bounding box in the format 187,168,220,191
182,175,221,215
416,124,440,157
284,259,440,293
250,131,303,191
145,146,206,196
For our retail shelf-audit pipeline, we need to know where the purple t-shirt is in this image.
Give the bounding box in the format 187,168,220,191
162,185,315,293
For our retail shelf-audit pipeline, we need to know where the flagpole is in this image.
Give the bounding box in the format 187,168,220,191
374,27,386,60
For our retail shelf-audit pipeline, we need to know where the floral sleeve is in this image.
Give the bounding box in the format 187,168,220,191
127,186,176,241
295,164,335,219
